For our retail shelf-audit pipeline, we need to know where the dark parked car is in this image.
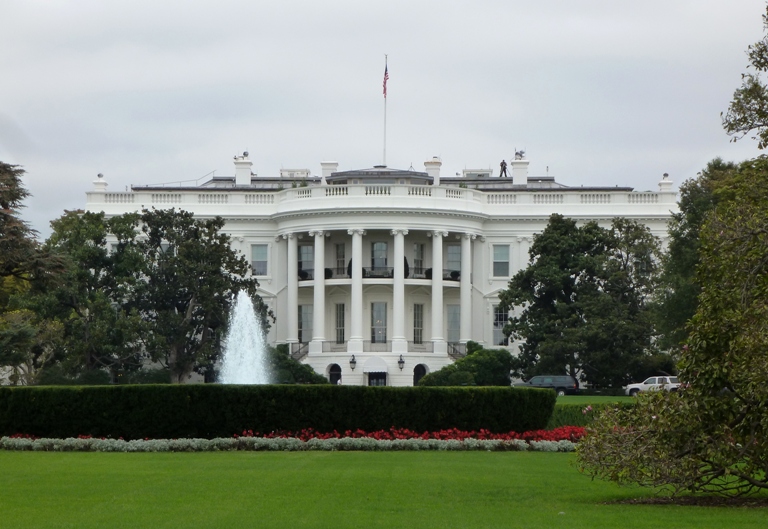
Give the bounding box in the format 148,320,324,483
514,375,579,396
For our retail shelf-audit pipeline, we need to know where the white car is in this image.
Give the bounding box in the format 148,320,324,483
624,376,680,396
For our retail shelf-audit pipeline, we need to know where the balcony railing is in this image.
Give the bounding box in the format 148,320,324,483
447,342,467,360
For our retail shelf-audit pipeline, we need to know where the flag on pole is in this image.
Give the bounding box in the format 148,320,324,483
383,63,389,98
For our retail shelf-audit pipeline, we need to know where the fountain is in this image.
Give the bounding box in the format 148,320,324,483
219,290,271,384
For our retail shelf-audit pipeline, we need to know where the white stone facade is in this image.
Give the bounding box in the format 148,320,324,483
85,154,677,386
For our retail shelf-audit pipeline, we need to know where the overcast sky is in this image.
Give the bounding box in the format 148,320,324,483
2,0,766,238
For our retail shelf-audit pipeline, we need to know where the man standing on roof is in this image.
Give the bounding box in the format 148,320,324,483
499,159,508,177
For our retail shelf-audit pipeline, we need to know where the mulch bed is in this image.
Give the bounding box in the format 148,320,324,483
612,496,768,508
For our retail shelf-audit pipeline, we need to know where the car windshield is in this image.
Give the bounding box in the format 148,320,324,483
644,377,656,384
670,377,678,383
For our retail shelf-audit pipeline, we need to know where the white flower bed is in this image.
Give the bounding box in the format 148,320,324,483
0,436,575,453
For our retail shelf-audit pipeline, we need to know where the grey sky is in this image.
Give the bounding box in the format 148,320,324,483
1,0,765,238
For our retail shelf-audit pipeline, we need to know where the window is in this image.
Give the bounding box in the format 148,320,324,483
371,242,387,272
413,304,424,344
298,245,314,278
493,245,509,277
493,305,509,346
447,305,460,343
335,303,345,344
446,245,461,273
368,373,387,386
413,243,425,275
371,302,387,343
251,244,268,275
298,305,313,343
335,244,345,275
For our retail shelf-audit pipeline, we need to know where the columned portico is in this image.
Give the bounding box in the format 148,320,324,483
309,230,325,353
348,229,365,353
430,230,448,354
285,233,298,343
391,228,408,354
460,233,474,343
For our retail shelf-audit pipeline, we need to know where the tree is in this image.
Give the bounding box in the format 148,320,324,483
129,208,265,383
577,156,768,496
418,344,514,386
653,159,736,351
722,5,768,149
499,214,662,387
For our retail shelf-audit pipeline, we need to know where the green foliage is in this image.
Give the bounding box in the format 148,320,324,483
0,385,555,438
578,156,768,496
653,158,736,350
500,214,662,387
418,346,514,386
130,208,265,382
722,6,768,149
268,344,329,384
15,208,266,384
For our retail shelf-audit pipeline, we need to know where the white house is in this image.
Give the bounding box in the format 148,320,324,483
85,153,677,386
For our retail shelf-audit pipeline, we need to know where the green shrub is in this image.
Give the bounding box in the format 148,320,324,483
0,385,555,439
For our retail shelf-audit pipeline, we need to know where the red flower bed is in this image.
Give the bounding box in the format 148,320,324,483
234,425,585,443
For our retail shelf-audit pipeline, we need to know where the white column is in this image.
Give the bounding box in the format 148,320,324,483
309,230,326,353
391,229,408,354
460,233,474,343
431,230,447,354
285,233,298,343
348,229,365,353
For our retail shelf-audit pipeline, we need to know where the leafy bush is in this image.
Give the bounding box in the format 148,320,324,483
419,346,514,386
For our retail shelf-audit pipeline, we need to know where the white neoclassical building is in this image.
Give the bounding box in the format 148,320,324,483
85,153,677,386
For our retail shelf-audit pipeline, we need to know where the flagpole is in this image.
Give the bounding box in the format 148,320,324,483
383,54,388,167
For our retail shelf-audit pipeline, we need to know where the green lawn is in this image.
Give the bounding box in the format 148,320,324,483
558,395,634,404
1,451,765,529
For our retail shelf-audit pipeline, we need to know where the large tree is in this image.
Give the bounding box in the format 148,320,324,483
129,208,265,383
578,156,768,496
500,214,662,387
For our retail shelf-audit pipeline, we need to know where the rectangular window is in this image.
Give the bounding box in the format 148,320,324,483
251,244,268,276
335,303,345,344
368,373,387,386
446,245,461,272
371,242,388,272
298,245,314,280
447,304,460,343
371,302,387,343
413,303,424,344
413,243,425,276
493,245,510,277
493,305,509,346
298,305,313,343
335,243,346,276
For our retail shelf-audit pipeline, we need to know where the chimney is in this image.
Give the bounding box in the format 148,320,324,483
510,159,529,186
321,161,339,178
92,173,108,193
658,172,673,193
234,151,252,186
424,156,442,186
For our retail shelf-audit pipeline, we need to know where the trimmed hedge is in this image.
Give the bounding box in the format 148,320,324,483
0,385,556,440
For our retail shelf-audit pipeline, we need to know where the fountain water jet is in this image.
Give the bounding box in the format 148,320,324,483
219,290,271,384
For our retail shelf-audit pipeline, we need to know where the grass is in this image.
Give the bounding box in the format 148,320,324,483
1,451,765,529
558,395,634,404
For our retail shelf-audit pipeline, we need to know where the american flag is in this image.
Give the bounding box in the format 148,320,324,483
383,64,389,98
